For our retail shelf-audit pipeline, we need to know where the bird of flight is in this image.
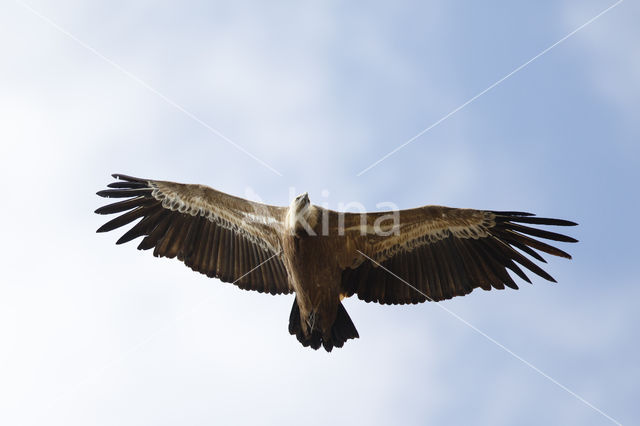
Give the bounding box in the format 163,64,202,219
96,174,577,352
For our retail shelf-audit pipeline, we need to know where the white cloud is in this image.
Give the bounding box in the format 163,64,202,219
1,1,637,425
563,0,640,139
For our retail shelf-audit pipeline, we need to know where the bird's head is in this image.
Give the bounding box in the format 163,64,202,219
291,192,310,213
287,192,317,235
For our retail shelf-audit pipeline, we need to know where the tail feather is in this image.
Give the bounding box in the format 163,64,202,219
288,297,359,352
288,298,322,350
330,302,359,349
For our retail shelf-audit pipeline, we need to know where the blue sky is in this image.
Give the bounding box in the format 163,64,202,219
1,1,638,425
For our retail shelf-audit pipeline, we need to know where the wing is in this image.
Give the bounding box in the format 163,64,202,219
95,174,291,295
339,206,577,304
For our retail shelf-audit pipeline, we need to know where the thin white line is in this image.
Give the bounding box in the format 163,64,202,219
357,0,624,176
14,0,283,177
45,251,283,409
355,250,622,426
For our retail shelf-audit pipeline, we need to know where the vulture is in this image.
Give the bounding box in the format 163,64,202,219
96,174,578,352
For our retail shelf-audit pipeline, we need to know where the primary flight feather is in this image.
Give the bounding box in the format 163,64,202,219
96,174,578,351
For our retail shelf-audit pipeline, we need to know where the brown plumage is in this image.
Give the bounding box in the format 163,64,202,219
96,174,578,351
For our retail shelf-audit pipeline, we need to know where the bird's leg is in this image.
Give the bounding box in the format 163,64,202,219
307,298,325,333
307,310,317,332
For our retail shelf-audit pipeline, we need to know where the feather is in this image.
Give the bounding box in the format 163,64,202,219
95,196,153,214
357,264,373,302
454,239,492,290
188,218,210,272
506,223,578,243
115,205,164,244
137,214,172,250
153,216,181,258
422,244,443,301
107,181,148,189
237,237,252,289
463,239,506,288
494,231,547,262
433,240,457,298
111,174,147,183
480,237,532,284
375,263,388,303
203,222,218,277
233,233,243,282
163,215,190,259
492,238,556,282
208,225,222,278
249,243,264,288
490,210,535,217
178,215,202,261
96,189,152,199
442,238,469,293
219,228,233,282
96,205,151,233
478,238,525,289
263,246,279,294
495,228,572,259
384,254,402,304
497,216,578,226
411,249,426,302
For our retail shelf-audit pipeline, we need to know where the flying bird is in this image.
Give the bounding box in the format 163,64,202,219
96,174,578,351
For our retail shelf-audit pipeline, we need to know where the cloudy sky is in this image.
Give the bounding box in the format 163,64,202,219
1,0,638,425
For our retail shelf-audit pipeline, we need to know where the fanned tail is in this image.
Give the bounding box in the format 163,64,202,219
288,297,359,352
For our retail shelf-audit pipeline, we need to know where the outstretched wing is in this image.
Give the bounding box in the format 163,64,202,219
96,174,290,295
340,206,577,304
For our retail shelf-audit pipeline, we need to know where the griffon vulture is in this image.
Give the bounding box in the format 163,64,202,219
96,174,577,351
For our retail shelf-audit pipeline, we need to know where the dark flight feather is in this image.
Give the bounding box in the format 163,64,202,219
341,208,577,304
96,175,290,295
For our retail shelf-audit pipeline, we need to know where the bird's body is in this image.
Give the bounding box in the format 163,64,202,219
283,231,346,348
96,174,578,351
281,201,359,349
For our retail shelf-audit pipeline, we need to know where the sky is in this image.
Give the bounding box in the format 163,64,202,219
1,0,638,425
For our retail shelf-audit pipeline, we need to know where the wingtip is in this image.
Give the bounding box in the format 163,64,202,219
115,237,128,245
94,204,120,214
491,210,535,217
111,173,146,183
551,219,578,227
